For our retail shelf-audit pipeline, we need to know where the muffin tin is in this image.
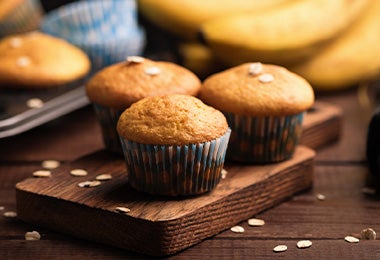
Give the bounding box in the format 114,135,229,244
0,85,89,138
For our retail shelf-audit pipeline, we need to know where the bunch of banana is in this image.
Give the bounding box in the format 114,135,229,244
200,0,369,66
138,0,289,40
290,0,380,91
177,42,223,79
139,0,380,91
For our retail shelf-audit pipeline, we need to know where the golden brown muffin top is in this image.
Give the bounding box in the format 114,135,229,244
86,57,201,110
117,94,228,145
0,32,91,88
200,63,314,116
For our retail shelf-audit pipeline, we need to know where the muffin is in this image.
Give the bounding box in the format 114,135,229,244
117,94,231,196
0,32,91,88
86,56,202,154
200,62,314,163
40,0,145,72
0,0,43,37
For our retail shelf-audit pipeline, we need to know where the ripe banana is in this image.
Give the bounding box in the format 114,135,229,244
200,0,369,66
138,0,290,40
177,42,223,79
290,1,380,91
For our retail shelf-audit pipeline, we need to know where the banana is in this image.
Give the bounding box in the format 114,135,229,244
177,42,222,79
290,1,380,91
201,0,369,66
137,0,290,40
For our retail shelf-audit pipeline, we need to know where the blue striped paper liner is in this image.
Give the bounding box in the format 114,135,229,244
40,0,145,71
41,0,139,38
0,0,43,37
119,128,231,196
93,104,124,155
70,29,145,72
225,113,304,163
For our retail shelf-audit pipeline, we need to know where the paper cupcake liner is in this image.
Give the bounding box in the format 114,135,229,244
93,104,124,154
119,129,231,196
40,0,145,71
225,113,304,163
41,0,139,38
70,30,145,72
0,0,43,37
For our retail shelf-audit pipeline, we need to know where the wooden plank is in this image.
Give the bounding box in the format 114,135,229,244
15,146,314,256
301,101,343,149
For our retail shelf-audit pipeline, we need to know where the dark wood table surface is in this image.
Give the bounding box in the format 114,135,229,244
1,88,380,259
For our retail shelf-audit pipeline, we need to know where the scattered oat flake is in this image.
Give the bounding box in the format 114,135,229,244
273,245,287,253
42,160,60,169
230,226,244,233
4,211,17,218
78,180,101,188
96,174,112,181
26,98,43,108
25,231,41,240
248,62,262,76
316,193,326,201
32,170,51,178
345,235,359,243
144,66,161,76
221,168,228,179
297,240,312,249
126,56,145,63
248,218,265,226
361,187,376,195
361,228,376,240
0,206,4,210
9,37,22,48
17,56,31,67
258,73,274,83
70,169,88,177
115,207,131,214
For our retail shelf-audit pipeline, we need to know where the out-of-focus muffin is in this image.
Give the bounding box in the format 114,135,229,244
86,56,202,154
40,0,145,72
0,32,91,88
117,94,231,196
0,0,43,37
200,62,314,163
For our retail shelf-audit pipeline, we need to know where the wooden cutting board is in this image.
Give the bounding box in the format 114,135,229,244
301,101,342,148
16,146,315,256
15,101,341,256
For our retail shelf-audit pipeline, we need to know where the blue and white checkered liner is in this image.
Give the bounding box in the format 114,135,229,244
40,0,145,71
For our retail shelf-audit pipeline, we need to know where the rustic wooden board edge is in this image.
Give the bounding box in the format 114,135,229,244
16,147,315,256
301,101,343,149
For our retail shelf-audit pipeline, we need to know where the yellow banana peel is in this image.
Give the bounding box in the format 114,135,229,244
177,42,222,79
290,1,380,91
201,0,369,65
138,0,290,40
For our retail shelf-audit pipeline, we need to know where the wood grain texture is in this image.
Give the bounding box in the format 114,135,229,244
301,101,342,149
16,146,314,256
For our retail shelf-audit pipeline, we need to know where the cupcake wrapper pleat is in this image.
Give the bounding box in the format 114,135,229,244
225,113,304,163
120,129,231,196
0,0,43,37
74,30,145,71
41,0,139,38
40,0,145,71
93,104,123,154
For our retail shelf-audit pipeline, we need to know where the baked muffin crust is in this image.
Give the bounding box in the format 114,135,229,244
200,63,314,116
0,32,91,88
86,57,201,110
117,94,228,145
